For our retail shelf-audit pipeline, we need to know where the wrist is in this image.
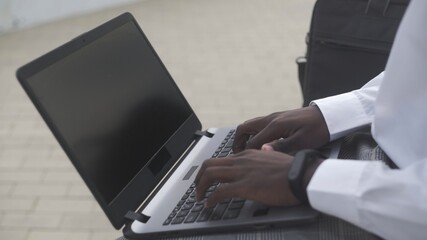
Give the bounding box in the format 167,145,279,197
288,150,325,203
302,157,325,191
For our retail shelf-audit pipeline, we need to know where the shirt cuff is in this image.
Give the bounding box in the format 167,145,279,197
311,92,371,141
307,159,370,224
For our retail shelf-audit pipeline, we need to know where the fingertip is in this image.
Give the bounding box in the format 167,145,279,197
204,199,216,209
204,191,219,208
204,189,221,208
195,192,202,202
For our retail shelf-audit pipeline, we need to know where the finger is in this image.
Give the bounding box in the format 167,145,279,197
194,158,234,186
233,115,270,153
205,182,240,208
246,122,286,150
232,125,255,153
195,167,238,202
271,137,299,153
274,130,310,154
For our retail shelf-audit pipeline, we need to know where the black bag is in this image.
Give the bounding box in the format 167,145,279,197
298,0,410,106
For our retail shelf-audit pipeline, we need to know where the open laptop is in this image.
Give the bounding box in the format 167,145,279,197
16,13,319,239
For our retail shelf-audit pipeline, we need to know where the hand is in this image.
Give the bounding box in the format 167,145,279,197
233,106,329,154
195,150,300,208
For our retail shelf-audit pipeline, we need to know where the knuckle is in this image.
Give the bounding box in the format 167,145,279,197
267,112,280,118
203,168,215,180
235,124,244,133
201,158,211,167
200,160,208,170
201,158,214,169
270,117,285,126
242,116,260,124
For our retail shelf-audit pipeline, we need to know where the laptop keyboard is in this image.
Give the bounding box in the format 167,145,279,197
163,129,246,225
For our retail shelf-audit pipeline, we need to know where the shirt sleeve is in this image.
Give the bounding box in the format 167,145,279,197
307,159,427,240
306,1,427,239
310,72,384,141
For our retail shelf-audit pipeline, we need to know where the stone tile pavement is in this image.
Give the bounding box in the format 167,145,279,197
0,0,315,239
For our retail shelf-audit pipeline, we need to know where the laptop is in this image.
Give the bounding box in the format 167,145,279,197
16,12,319,239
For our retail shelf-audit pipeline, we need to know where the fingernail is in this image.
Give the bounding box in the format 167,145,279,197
261,144,273,151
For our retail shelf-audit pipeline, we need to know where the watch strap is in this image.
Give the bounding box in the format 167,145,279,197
288,149,324,203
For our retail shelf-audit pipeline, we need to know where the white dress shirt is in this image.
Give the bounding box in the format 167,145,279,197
307,0,427,239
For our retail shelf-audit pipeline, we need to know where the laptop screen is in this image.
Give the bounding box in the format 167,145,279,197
25,20,193,204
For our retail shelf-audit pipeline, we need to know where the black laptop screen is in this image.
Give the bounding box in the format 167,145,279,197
26,21,192,204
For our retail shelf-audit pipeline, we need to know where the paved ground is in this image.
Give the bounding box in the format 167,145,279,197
0,0,315,239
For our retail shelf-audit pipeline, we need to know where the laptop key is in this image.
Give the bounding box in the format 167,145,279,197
211,203,228,221
181,203,194,210
172,206,181,213
168,212,177,219
204,191,212,198
197,208,213,222
171,216,185,224
222,146,232,152
163,218,173,225
223,209,241,220
184,212,200,223
218,152,229,158
220,198,232,204
182,193,190,200
228,201,245,209
177,209,190,217
195,199,206,206
177,200,185,206
207,185,217,192
192,204,204,212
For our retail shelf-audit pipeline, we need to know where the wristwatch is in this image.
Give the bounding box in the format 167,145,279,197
288,149,324,203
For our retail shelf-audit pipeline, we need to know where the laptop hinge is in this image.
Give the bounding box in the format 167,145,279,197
194,130,214,138
124,211,150,224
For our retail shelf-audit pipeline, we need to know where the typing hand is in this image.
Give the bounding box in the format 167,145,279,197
232,106,329,154
195,150,300,208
